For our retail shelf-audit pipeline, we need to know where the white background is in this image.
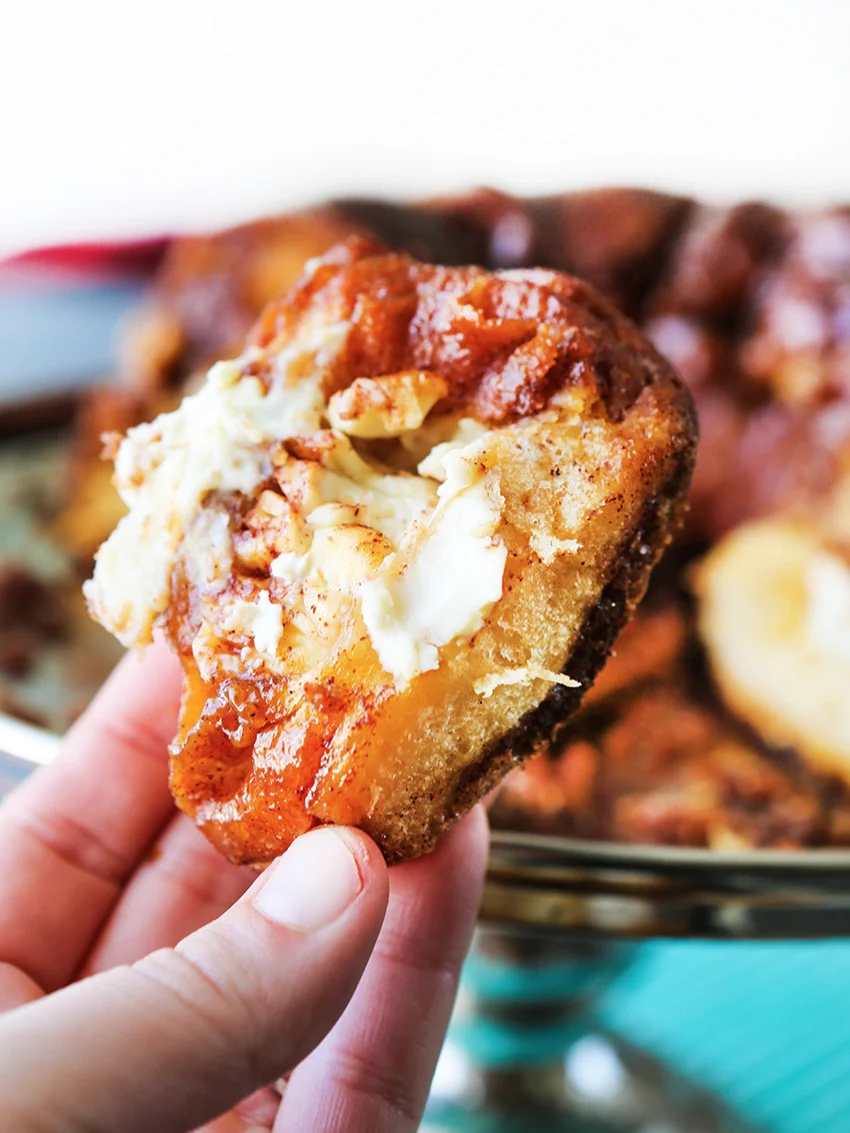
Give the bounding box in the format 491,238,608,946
2,0,849,256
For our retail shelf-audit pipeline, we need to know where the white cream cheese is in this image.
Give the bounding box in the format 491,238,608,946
529,532,582,564
358,442,506,684
806,549,850,665
415,417,489,481
222,591,284,660
272,525,393,589
84,325,347,647
184,510,234,592
267,430,436,591
473,665,581,698
268,433,507,684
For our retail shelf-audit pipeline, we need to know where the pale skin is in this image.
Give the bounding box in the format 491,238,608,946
0,642,489,1132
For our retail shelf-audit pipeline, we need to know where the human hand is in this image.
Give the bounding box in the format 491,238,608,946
0,643,488,1132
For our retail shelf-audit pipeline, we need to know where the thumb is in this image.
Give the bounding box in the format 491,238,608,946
0,826,389,1133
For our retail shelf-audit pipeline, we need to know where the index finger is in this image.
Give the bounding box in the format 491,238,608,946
0,641,182,993
275,806,489,1133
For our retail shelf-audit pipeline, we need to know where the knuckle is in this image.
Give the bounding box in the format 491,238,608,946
5,806,130,888
374,923,463,986
330,1043,423,1129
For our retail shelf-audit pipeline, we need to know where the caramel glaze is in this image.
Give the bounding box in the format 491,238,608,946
249,238,675,425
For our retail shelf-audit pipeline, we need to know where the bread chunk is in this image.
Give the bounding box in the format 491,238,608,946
697,518,850,787
86,240,696,863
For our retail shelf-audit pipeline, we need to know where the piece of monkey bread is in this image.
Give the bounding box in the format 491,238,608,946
85,240,697,864
697,517,850,787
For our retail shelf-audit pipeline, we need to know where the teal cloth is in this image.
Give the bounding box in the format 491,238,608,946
600,941,850,1133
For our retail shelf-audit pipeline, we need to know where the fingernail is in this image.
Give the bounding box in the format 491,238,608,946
253,828,363,932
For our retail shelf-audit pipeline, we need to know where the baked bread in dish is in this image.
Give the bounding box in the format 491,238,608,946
86,240,696,864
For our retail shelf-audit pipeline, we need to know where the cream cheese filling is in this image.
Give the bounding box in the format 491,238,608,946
86,314,508,686
84,319,348,647
358,443,506,683
222,591,284,659
270,434,506,684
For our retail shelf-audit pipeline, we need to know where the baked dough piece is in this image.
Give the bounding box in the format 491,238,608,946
696,517,850,786
86,240,696,863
